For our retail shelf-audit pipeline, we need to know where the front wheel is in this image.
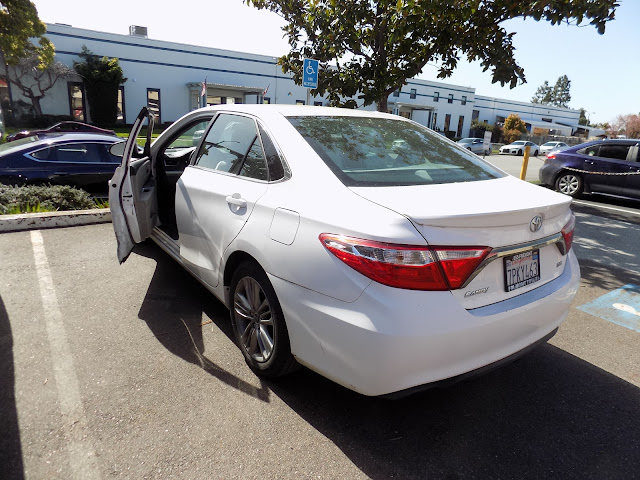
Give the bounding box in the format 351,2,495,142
484,149,491,156
230,261,298,377
555,172,583,197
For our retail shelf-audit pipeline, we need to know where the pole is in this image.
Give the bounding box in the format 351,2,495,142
520,145,531,180
306,87,310,106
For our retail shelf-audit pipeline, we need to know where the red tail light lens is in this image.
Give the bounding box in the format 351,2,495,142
547,153,556,160
561,214,575,253
319,234,490,291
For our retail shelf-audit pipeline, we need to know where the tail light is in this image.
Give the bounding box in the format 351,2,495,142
561,214,575,253
547,153,556,159
319,234,490,291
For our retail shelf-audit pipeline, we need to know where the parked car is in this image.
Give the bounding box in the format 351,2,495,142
539,139,640,199
0,133,124,192
457,137,491,155
540,141,569,155
110,105,579,397
6,121,117,142
499,141,540,156
0,103,5,141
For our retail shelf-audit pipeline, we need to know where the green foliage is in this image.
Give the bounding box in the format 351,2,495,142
531,75,571,107
73,46,127,127
579,108,588,126
470,119,502,143
0,0,54,67
504,114,527,133
245,0,618,111
0,184,96,214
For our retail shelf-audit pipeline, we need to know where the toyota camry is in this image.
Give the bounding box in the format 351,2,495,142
109,105,580,397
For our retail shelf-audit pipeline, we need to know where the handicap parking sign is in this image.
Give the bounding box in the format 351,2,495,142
303,58,319,89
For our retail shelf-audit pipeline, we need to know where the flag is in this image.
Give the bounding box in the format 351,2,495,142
201,79,207,97
262,83,270,96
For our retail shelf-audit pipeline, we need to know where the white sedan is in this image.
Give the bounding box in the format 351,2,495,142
540,141,569,155
110,105,580,397
499,140,540,156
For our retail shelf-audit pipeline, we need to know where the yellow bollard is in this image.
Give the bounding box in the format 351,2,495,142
520,145,531,180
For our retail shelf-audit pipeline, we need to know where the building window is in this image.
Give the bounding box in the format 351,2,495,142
263,97,271,104
399,111,411,119
296,100,305,105
432,112,437,129
117,86,126,124
448,94,453,104
393,89,400,97
457,116,464,137
410,88,417,99
444,114,451,132
472,109,479,120
314,101,323,106
67,82,85,122
433,92,439,102
542,117,552,122
461,96,467,106
147,88,161,123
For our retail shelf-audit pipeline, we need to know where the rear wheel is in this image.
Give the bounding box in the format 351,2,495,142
533,150,539,156
484,149,491,156
555,172,583,197
230,261,298,377
518,149,523,155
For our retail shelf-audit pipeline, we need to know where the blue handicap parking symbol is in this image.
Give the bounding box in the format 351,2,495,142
577,284,640,333
302,58,318,89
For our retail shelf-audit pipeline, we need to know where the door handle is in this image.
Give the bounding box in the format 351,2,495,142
226,195,247,208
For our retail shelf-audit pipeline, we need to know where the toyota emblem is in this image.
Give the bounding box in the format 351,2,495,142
530,215,543,232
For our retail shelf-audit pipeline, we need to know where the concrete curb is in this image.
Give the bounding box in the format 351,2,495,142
0,208,112,233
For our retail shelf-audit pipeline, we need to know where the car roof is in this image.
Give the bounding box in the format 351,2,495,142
1,133,122,155
196,104,406,120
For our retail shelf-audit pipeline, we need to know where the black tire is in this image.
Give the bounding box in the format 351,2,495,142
533,150,539,156
467,147,472,151
555,171,584,197
484,149,491,156
230,261,298,377
518,149,523,155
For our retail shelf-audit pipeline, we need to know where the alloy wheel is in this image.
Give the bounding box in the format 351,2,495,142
233,276,275,363
557,174,581,195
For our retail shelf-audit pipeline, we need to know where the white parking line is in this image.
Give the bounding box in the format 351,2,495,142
30,230,101,480
573,200,640,216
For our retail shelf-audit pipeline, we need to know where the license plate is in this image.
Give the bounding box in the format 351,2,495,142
504,249,540,292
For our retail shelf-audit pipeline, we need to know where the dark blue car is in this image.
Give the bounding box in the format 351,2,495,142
539,139,640,199
0,133,123,193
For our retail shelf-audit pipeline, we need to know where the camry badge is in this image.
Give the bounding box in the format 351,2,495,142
530,215,543,232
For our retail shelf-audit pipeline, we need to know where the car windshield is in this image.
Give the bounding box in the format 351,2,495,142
288,116,503,187
0,135,40,154
458,138,474,143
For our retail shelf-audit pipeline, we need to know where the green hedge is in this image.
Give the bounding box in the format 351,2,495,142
0,184,97,215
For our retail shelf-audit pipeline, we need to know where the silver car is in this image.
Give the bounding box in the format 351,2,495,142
540,141,569,156
457,137,491,155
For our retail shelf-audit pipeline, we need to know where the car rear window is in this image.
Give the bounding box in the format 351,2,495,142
288,116,503,187
0,135,40,155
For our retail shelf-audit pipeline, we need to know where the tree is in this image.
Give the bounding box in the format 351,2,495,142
502,113,527,144
0,0,53,67
73,47,127,126
551,75,571,107
245,0,618,112
578,108,588,126
1,53,73,117
532,75,571,107
609,114,640,139
531,81,553,105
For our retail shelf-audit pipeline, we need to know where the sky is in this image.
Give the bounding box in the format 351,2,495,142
32,0,639,124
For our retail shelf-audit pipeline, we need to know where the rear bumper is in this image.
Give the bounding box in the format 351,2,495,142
539,162,562,186
272,250,580,397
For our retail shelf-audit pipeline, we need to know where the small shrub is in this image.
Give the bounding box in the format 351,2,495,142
0,184,96,214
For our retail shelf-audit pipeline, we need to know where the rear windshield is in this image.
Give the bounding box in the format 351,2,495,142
0,135,40,155
288,116,503,187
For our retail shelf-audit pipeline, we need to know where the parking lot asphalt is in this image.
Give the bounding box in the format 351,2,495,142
1,200,639,479
483,152,545,182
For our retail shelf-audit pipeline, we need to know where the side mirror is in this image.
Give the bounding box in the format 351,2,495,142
110,141,126,157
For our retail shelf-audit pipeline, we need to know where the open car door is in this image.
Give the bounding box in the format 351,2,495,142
109,107,157,263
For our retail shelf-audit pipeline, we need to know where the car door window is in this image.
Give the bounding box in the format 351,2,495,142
258,124,286,181
598,144,631,161
239,138,268,181
31,143,106,162
579,145,599,157
195,114,257,173
160,119,211,168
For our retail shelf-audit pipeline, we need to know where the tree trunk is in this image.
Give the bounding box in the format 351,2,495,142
30,95,43,117
377,96,388,112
